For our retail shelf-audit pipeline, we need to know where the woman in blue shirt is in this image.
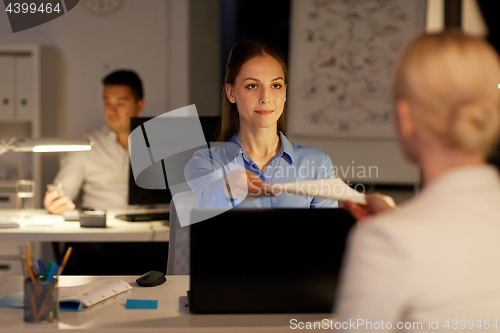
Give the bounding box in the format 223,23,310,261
185,40,338,209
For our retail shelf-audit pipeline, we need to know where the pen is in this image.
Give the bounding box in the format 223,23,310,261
37,259,45,277
57,246,73,277
42,260,54,281
32,262,40,279
30,292,37,320
25,242,31,267
44,263,59,282
23,257,37,282
36,282,55,320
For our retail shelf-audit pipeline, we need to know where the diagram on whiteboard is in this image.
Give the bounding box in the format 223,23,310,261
288,0,426,139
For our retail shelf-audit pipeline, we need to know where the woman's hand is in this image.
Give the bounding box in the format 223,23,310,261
44,190,75,215
344,193,397,221
224,169,274,201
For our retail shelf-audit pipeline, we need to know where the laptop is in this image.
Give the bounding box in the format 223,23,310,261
189,208,356,314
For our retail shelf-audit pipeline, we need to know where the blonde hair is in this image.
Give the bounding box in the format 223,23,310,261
392,30,500,154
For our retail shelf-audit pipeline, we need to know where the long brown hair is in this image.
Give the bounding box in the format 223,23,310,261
217,39,288,142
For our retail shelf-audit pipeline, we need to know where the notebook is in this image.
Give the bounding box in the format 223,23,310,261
189,208,356,314
59,279,132,311
0,279,132,311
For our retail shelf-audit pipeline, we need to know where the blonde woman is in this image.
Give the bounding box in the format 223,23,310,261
337,31,500,330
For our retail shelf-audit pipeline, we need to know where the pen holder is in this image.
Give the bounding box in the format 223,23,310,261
24,278,59,324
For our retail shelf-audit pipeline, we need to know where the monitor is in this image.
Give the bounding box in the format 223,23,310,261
128,116,220,205
189,208,356,314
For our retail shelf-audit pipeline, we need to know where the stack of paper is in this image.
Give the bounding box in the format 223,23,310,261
0,216,19,228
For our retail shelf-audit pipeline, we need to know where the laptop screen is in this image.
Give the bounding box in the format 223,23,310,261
128,116,220,205
189,208,356,314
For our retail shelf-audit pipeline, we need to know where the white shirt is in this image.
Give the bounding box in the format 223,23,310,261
54,126,138,210
335,165,500,332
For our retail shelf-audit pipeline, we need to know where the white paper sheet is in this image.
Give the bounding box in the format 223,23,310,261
269,178,367,204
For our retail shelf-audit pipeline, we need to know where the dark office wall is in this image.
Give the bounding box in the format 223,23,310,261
220,0,291,79
189,0,221,116
477,1,500,169
189,0,291,115
477,1,500,54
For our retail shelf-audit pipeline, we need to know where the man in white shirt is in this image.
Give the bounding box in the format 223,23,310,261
44,70,144,213
42,71,168,276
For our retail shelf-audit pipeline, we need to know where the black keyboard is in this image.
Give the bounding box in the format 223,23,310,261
115,212,170,222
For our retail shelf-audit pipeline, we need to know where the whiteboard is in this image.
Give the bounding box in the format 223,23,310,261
288,0,427,139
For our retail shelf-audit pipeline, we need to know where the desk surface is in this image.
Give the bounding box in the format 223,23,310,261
0,275,332,332
0,210,169,242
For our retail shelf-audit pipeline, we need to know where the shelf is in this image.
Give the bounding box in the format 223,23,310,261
0,44,41,208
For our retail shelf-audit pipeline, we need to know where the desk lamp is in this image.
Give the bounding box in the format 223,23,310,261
0,137,93,156
0,137,93,222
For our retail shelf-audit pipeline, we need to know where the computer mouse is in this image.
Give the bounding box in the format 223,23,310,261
136,270,167,287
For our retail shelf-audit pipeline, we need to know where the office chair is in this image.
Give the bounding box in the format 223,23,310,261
166,191,195,275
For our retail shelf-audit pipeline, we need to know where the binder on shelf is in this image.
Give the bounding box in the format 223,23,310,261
0,55,14,118
15,55,34,119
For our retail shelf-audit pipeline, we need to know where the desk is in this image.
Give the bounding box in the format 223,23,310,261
0,209,170,281
0,275,333,332
0,209,169,242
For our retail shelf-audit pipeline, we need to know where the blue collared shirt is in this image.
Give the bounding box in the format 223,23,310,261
184,132,338,208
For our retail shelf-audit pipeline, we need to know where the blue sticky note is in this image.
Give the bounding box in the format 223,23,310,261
125,299,158,309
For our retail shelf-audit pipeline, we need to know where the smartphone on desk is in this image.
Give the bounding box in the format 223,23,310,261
47,183,66,199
